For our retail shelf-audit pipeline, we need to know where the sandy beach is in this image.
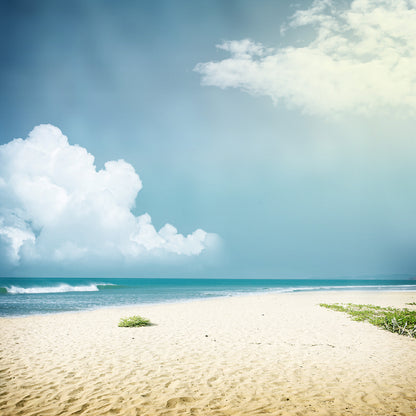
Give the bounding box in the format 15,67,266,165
1,291,416,416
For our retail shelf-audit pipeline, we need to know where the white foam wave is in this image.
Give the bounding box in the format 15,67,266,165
201,284,416,298
285,284,416,292
6,284,102,294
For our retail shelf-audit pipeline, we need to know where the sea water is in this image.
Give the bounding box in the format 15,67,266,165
0,277,415,317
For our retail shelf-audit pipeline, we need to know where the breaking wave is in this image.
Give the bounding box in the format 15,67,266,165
2,283,116,294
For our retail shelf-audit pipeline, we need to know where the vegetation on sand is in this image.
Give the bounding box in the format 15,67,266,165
118,315,152,327
319,303,416,338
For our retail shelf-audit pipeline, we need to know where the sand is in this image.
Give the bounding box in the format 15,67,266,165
1,290,416,416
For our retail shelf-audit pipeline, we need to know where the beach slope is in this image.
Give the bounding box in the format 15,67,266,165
1,291,416,415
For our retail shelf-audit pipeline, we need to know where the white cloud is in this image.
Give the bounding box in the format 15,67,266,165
195,0,416,117
0,124,216,268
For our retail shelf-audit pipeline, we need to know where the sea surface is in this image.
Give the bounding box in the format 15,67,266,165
0,277,415,317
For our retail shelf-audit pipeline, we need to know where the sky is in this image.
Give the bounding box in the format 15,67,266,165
1,0,416,278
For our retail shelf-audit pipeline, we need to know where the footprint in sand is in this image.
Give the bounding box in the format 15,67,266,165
207,377,217,387
165,396,194,408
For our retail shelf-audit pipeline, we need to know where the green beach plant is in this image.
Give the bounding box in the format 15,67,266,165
118,315,152,327
320,303,416,338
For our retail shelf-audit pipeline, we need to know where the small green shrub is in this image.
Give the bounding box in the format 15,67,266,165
320,303,416,338
118,315,152,327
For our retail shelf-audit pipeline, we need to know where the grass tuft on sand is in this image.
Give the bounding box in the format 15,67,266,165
320,303,416,338
118,315,152,327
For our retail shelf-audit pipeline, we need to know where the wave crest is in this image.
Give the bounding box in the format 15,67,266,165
3,283,115,294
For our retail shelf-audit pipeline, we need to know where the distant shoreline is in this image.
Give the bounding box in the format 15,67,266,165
1,276,416,318
0,278,416,317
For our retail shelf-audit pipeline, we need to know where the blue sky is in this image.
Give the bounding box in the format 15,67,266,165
1,0,416,278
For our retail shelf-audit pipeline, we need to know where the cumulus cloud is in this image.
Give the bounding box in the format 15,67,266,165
195,0,416,117
0,124,216,269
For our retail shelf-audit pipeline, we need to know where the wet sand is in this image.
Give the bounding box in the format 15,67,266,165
1,290,416,415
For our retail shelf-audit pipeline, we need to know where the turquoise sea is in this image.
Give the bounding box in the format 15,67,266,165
0,277,415,317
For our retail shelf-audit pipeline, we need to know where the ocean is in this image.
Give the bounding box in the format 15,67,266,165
0,277,415,317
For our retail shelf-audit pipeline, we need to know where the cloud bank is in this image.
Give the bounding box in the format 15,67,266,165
195,0,416,117
0,125,216,270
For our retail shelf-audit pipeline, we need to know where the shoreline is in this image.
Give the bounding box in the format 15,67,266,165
1,290,416,415
2,285,416,319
